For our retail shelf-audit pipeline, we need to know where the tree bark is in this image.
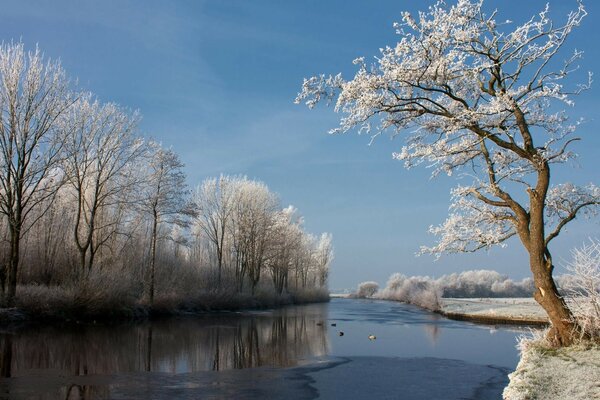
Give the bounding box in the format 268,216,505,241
530,255,577,346
528,163,577,346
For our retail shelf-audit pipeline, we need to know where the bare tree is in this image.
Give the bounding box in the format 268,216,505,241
0,43,73,305
140,143,196,304
314,233,333,288
61,95,142,274
194,175,238,286
294,233,315,290
296,1,599,345
268,206,302,295
234,180,278,295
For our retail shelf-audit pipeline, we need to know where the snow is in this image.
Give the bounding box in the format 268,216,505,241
441,298,548,322
503,345,600,400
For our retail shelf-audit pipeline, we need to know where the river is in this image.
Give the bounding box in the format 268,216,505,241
0,298,525,399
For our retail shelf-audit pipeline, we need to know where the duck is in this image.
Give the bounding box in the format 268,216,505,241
368,335,376,340
331,323,337,327
338,331,344,336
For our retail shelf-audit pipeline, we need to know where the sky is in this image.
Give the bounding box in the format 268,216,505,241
1,0,598,290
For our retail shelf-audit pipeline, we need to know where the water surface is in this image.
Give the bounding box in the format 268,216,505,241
0,299,525,399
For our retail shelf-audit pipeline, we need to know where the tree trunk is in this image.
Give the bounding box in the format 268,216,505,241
0,265,5,301
527,163,578,346
79,249,87,275
148,211,158,305
530,256,577,346
6,223,20,307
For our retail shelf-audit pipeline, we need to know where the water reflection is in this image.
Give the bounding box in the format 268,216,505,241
0,334,12,378
0,300,525,399
0,304,329,379
423,323,441,345
326,299,524,368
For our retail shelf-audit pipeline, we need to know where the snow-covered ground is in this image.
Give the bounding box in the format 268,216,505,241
441,298,548,323
503,344,600,400
329,293,352,298
439,298,600,400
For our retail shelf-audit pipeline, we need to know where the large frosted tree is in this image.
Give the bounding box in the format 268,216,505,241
61,95,142,274
296,0,599,345
0,43,73,305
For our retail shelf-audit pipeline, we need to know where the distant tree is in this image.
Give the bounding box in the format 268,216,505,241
233,179,278,295
141,143,196,304
356,281,379,298
314,233,334,288
268,206,302,294
0,43,73,305
194,175,238,286
294,233,316,289
296,1,599,345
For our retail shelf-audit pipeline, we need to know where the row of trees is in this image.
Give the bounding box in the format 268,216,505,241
0,42,332,308
194,176,332,295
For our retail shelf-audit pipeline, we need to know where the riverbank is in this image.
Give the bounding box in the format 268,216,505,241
440,298,548,326
0,285,329,325
503,341,600,399
438,299,600,397
345,295,550,326
351,296,598,399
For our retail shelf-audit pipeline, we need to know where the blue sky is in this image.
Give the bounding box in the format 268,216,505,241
2,0,598,289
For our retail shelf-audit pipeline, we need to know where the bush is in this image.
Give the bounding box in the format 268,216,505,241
376,274,441,311
563,239,600,342
356,281,379,298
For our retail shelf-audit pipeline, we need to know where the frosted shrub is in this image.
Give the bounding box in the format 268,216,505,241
563,240,600,342
377,273,441,311
439,270,533,298
356,281,379,298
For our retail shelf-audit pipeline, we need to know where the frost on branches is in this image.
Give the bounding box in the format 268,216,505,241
296,0,598,255
296,0,600,345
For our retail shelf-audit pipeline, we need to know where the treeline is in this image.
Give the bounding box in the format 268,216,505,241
355,269,591,312
0,42,332,316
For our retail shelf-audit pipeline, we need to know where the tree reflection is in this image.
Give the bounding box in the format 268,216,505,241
0,334,12,378
0,304,329,399
423,324,441,345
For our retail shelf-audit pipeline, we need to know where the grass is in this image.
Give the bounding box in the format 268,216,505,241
503,331,600,400
1,268,330,324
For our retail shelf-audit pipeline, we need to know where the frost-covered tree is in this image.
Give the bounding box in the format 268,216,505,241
61,95,143,274
296,1,599,345
140,143,196,304
314,233,334,287
356,281,379,298
0,43,73,305
233,179,279,295
267,206,302,295
194,175,239,286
